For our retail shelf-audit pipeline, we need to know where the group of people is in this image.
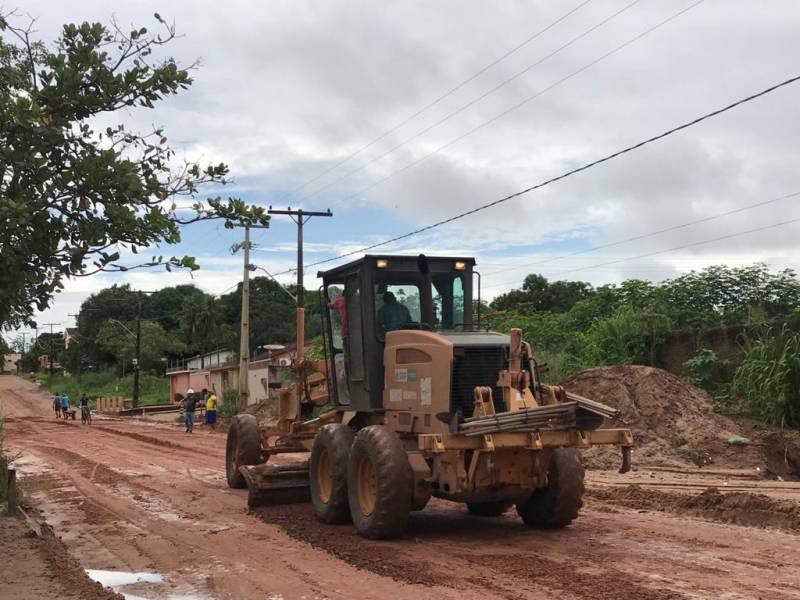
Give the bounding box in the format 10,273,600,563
53,392,91,424
182,387,217,433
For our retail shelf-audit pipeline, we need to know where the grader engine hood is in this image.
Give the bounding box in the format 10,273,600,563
382,330,511,429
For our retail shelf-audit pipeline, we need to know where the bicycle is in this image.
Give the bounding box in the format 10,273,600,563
81,404,92,425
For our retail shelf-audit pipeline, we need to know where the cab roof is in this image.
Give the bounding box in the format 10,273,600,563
317,254,476,279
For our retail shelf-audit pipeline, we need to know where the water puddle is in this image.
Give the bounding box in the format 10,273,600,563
86,569,209,599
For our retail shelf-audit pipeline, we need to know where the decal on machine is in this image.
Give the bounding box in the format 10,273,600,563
395,368,417,382
420,377,432,406
389,388,403,403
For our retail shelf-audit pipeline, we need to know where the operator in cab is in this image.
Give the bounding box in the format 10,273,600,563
378,291,412,332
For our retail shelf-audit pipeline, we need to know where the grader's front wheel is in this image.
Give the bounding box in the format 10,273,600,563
225,414,265,489
347,425,413,539
516,448,585,528
310,423,355,523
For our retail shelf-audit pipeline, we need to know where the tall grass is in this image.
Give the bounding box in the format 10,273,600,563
732,327,800,427
34,369,170,406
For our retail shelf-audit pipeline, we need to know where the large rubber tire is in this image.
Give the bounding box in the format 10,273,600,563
347,425,413,539
310,423,355,524
466,500,512,517
226,414,264,489
516,448,585,529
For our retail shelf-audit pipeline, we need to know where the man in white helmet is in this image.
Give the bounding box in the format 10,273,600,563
184,388,198,433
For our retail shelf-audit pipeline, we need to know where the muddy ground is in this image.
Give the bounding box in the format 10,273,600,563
3,374,800,599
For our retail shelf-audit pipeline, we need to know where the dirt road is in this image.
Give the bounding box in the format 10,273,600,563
3,374,800,599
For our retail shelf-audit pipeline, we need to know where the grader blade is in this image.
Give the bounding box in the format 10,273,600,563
240,463,311,507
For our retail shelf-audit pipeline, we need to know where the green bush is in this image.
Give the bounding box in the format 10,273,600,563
220,388,240,419
732,328,800,427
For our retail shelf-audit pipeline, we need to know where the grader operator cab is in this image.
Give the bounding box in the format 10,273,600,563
226,254,633,539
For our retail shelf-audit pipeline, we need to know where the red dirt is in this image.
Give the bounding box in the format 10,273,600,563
588,484,800,531
561,365,764,469
0,514,123,600
5,373,800,599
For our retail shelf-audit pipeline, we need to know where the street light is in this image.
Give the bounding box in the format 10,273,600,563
108,319,136,338
246,264,297,302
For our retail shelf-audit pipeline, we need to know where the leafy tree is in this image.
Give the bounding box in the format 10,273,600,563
182,295,225,365
0,13,269,328
491,274,592,313
145,285,207,331
96,319,184,371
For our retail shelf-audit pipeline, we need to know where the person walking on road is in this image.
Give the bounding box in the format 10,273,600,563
205,389,218,429
53,394,62,419
61,393,70,419
184,388,198,433
80,393,91,425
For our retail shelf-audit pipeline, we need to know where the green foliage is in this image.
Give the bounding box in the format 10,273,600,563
486,264,800,388
96,320,184,371
0,13,269,328
220,387,239,419
491,274,593,313
684,348,730,396
732,328,800,427
35,368,169,405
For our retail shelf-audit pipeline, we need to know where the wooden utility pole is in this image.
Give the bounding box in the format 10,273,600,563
42,323,60,375
232,223,269,411
267,207,332,361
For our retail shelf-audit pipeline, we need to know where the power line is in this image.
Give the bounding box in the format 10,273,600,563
324,0,706,209
546,215,800,279
309,0,643,203
276,0,595,202
482,190,800,279
278,71,800,275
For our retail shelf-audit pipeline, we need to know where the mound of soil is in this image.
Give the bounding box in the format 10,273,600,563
561,365,763,469
589,484,800,532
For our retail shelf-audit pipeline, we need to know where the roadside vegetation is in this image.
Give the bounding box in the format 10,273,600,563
487,264,800,425
33,370,170,406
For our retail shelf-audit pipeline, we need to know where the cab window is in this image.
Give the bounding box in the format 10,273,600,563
374,284,421,333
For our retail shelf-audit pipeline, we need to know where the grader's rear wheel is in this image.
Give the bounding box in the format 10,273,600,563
347,425,413,539
226,414,264,489
310,423,355,523
516,448,584,528
467,500,512,517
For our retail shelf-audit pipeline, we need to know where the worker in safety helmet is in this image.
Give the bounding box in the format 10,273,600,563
184,388,199,433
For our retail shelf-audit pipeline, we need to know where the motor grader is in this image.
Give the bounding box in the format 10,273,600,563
226,254,633,539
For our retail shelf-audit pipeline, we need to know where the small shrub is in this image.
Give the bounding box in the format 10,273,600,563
220,388,240,419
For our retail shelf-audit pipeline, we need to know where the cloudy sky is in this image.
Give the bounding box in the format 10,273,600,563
10,0,800,339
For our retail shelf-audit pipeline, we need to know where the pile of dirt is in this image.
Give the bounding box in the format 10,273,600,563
561,365,763,469
589,484,800,532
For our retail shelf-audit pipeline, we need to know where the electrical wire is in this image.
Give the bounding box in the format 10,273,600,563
548,215,800,279
325,0,706,210
272,71,800,276
275,0,595,202
481,214,800,291
309,0,643,203
482,190,800,279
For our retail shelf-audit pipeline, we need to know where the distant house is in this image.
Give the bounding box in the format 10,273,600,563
2,353,21,374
